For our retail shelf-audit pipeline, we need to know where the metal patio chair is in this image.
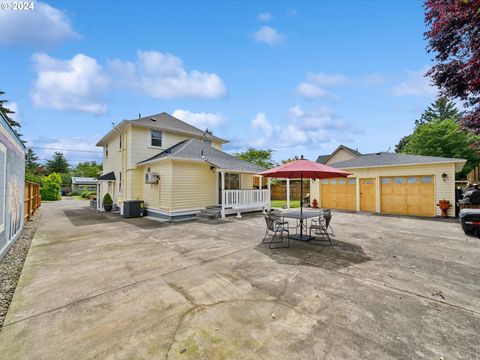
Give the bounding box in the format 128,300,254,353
263,213,290,249
309,209,333,245
311,209,334,235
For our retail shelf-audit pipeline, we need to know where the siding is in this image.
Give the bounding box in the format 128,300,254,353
0,115,25,259
171,160,216,211
137,160,173,211
128,126,223,167
325,149,358,165
241,174,254,189
310,163,457,217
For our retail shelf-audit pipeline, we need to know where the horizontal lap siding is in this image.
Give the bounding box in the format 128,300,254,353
137,161,172,211
349,163,456,217
171,161,216,211
309,163,457,217
241,174,254,189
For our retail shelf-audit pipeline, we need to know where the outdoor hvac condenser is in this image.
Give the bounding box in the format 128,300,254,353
123,200,145,218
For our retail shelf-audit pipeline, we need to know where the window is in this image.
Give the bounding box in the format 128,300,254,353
119,134,122,149
363,179,373,184
394,177,404,184
105,145,109,157
224,173,240,189
338,179,346,184
330,179,337,184
407,176,418,184
348,178,356,184
151,130,162,147
322,179,329,184
421,176,433,183
118,171,122,193
203,139,212,146
381,178,391,184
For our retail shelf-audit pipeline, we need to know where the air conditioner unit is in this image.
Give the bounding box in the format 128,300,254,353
145,172,160,184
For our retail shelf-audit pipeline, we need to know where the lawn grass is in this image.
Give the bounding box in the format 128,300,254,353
270,200,301,208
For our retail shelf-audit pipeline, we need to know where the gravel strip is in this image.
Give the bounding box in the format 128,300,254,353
0,210,41,331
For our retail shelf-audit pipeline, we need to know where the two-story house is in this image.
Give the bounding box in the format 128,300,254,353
96,112,269,219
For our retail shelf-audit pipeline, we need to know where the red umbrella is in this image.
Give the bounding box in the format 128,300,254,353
258,155,350,240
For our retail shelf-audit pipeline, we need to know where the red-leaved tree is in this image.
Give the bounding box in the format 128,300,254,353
425,0,480,134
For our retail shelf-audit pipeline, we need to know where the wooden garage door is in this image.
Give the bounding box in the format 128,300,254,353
380,176,434,217
320,177,356,210
360,178,376,212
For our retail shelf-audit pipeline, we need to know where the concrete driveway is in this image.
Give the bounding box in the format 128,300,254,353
0,199,479,359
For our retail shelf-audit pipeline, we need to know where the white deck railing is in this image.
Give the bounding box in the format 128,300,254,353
222,189,270,218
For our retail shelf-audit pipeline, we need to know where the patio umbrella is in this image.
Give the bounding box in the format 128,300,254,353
258,156,350,240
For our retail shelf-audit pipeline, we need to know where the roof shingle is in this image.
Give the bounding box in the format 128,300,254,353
138,139,265,173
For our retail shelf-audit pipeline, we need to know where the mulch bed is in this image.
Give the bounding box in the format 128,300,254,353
0,210,41,331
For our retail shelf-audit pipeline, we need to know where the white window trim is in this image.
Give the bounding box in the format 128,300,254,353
149,129,163,149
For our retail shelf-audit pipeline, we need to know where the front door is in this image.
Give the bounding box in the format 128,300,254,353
360,178,376,212
218,173,240,204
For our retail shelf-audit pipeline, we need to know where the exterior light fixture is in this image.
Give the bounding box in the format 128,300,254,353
442,173,448,182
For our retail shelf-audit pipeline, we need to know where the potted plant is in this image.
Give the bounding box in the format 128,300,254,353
103,193,113,212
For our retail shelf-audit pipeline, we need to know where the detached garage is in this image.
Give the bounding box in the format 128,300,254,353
310,148,466,218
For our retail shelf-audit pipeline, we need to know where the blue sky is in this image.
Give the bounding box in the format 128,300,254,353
0,0,438,164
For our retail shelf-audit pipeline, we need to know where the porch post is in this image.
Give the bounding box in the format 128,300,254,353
259,176,262,189
221,170,226,218
286,178,290,209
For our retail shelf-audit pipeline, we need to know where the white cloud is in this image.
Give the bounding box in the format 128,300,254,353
27,134,102,165
0,0,80,48
253,26,283,46
249,106,354,149
109,50,226,99
296,72,349,99
257,12,273,21
31,53,109,114
392,68,437,97
172,109,226,129
296,82,328,99
251,112,273,137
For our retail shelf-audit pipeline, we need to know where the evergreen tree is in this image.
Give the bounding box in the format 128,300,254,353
0,90,21,137
46,152,70,174
25,148,40,173
415,97,461,126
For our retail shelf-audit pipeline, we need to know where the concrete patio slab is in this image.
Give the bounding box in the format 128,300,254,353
0,199,479,359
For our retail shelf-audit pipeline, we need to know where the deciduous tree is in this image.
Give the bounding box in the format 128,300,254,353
425,0,480,134
235,147,277,169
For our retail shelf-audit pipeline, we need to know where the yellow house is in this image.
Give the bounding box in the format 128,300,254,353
310,145,466,217
96,112,268,220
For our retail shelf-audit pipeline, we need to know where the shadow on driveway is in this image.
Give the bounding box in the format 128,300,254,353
255,238,371,271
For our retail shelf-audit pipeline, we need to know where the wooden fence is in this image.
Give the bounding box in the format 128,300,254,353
270,180,310,200
24,181,41,221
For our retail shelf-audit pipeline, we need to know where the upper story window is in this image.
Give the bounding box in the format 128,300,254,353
105,145,109,158
151,130,162,147
119,134,122,149
203,139,212,146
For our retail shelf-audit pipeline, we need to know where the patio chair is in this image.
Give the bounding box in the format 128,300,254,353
311,209,334,235
309,210,333,245
263,214,290,249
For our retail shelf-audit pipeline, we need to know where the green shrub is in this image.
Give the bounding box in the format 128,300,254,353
40,172,62,201
103,193,113,206
80,191,97,199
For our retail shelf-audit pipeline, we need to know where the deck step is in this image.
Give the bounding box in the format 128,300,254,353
196,207,221,219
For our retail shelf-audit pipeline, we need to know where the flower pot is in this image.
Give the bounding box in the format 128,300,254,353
104,204,113,212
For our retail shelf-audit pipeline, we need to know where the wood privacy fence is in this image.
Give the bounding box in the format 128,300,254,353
24,181,41,221
270,180,310,200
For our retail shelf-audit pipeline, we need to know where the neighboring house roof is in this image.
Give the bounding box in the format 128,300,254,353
96,112,227,146
97,171,116,181
71,177,97,185
329,152,467,171
138,139,265,173
319,145,362,164
316,154,330,163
